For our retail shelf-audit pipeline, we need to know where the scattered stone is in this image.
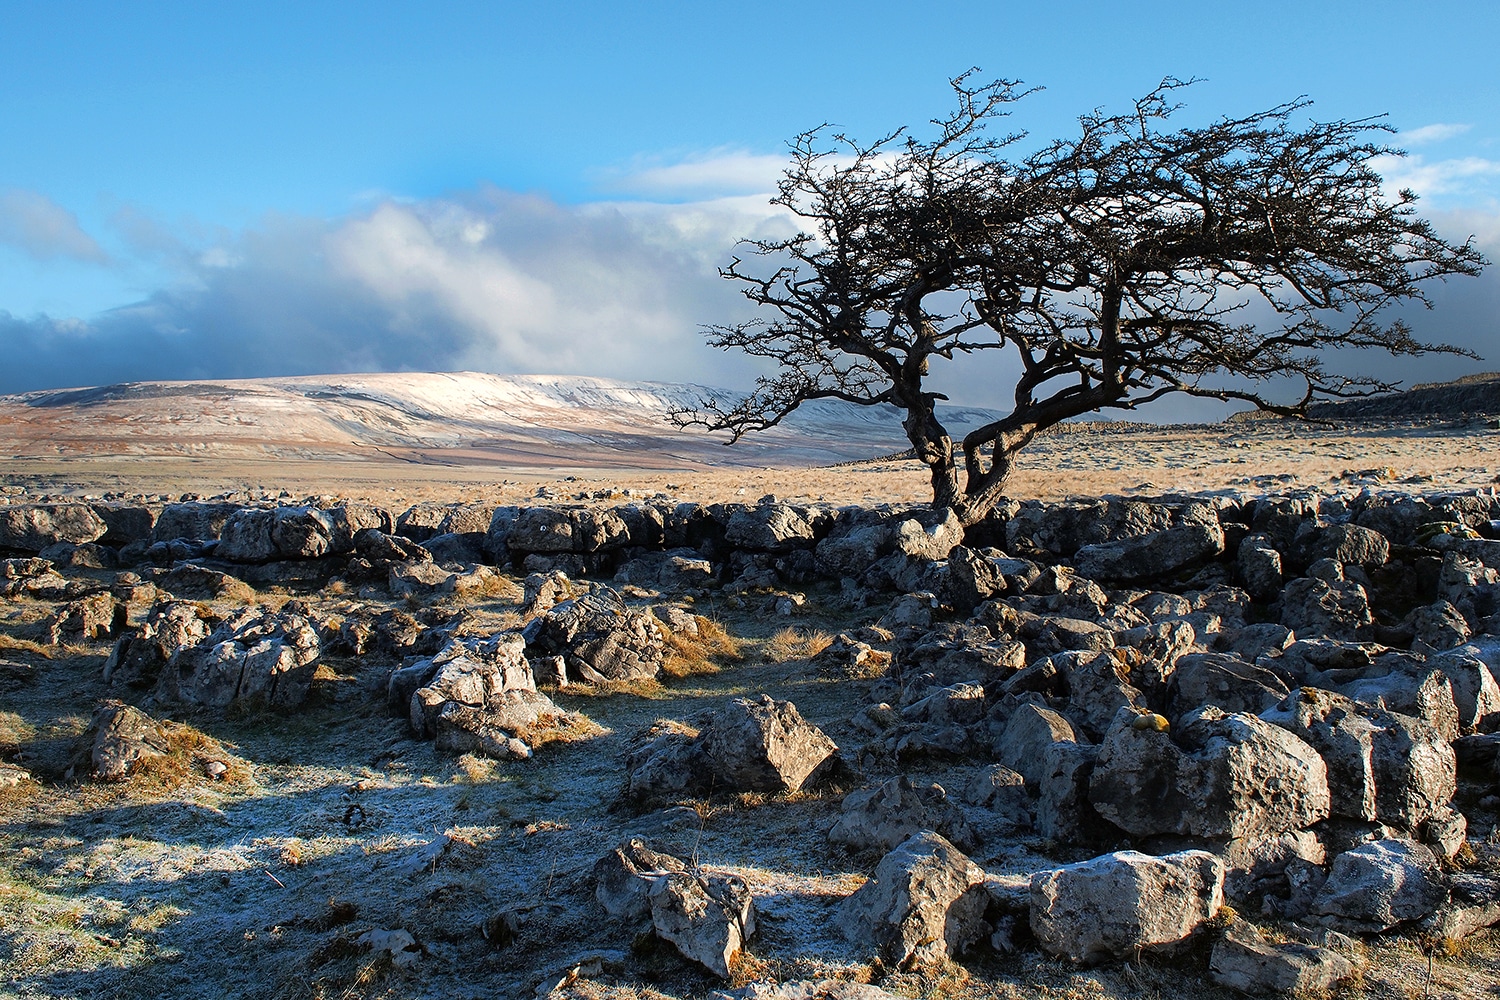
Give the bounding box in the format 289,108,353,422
0,503,108,553
1424,871,1500,942
104,601,218,690
1073,514,1224,583
828,776,975,853
837,832,990,968
1170,652,1290,719
1237,534,1284,602
1310,838,1447,932
1030,849,1225,964
995,703,1079,788
522,587,666,684
594,839,690,920
42,592,122,645
813,633,891,678
83,701,169,782
703,695,838,794
648,869,756,978
1279,574,1374,642
1089,707,1330,840
155,604,321,709
1209,917,1355,994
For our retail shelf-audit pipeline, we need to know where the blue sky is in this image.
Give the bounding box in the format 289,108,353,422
2,1,1498,410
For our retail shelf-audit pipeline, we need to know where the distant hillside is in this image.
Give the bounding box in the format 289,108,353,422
1304,372,1500,420
0,372,1009,470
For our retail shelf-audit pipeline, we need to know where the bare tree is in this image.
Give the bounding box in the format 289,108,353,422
673,76,1487,525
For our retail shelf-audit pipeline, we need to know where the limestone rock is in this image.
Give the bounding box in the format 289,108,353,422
891,507,963,562
1073,519,1224,584
0,503,107,553
522,587,666,683
155,605,321,709
1310,838,1446,932
828,776,975,854
1279,577,1373,641
1170,652,1291,719
1237,534,1284,602
1408,600,1472,654
947,545,1009,615
837,832,990,968
812,634,891,679
43,592,122,645
725,504,817,552
403,633,572,759
996,703,1079,788
217,506,335,562
649,870,755,978
1424,872,1500,942
1030,849,1225,964
85,701,168,782
1262,688,1380,821
1089,707,1330,840
1058,649,1144,738
1306,522,1390,567
703,695,837,794
1036,740,1102,842
1209,917,1355,994
104,601,217,690
151,563,255,602
594,839,689,921
1431,651,1500,733
622,722,711,807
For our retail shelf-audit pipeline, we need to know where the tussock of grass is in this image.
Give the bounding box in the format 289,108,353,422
761,627,833,664
0,710,38,750
517,711,608,749
661,616,744,679
0,633,56,658
560,676,670,700
131,720,253,791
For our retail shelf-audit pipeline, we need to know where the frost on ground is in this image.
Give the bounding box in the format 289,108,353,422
3,413,1500,999
3,589,1496,999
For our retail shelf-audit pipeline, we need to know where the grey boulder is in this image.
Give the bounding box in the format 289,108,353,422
155,605,320,709
1089,707,1330,840
1030,849,1225,964
703,695,837,794
649,870,756,978
828,775,976,854
1209,917,1355,994
837,832,990,969
1310,838,1447,932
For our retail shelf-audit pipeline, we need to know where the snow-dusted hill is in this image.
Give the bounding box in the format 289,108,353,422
0,372,1010,470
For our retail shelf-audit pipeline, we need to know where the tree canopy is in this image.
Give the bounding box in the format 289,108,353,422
673,76,1488,525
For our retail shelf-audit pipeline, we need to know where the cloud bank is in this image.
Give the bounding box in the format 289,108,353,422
0,149,1496,424
0,183,796,394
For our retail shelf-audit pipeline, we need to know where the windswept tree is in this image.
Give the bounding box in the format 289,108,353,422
674,76,1487,525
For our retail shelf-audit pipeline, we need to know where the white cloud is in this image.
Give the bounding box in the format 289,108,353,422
1372,152,1500,201
1400,123,1471,146
596,149,788,200
0,187,793,393
0,189,109,263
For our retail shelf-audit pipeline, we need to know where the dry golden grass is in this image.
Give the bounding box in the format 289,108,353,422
128,719,254,791
660,616,744,679
761,626,833,664
0,710,38,750
517,711,608,749
0,633,57,658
